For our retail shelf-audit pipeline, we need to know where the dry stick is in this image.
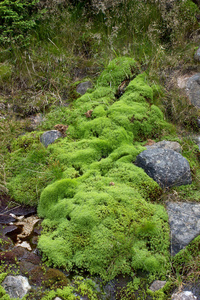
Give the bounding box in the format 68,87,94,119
48,38,59,50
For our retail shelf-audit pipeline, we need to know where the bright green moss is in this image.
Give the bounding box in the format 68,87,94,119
107,73,169,141
38,178,78,218
40,277,98,300
92,105,107,117
40,286,76,300
11,131,42,152
97,57,138,91
124,73,153,101
38,169,169,280
6,58,171,281
7,139,59,204
0,273,7,283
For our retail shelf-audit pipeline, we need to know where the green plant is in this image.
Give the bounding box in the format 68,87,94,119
172,235,200,282
0,0,44,46
31,58,171,281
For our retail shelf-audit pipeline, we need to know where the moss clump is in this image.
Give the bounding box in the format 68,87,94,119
7,69,169,205
96,57,138,91
7,131,64,205
5,58,172,281
40,287,76,300
38,171,169,280
40,276,99,300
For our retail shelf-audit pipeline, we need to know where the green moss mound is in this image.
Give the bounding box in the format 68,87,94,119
96,57,138,91
38,175,169,280
6,57,172,281
6,131,64,205
36,58,171,281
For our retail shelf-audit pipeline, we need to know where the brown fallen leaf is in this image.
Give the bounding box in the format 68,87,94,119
85,110,93,118
144,139,155,146
54,124,69,136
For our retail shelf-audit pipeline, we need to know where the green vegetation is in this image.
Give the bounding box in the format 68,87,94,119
1,0,200,298
0,0,42,45
40,276,99,300
35,62,171,281
4,60,171,280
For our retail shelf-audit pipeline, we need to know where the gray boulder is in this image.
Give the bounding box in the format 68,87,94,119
40,130,62,147
76,81,92,95
2,275,31,299
166,202,200,255
135,148,192,188
186,73,200,108
146,140,182,153
171,291,197,300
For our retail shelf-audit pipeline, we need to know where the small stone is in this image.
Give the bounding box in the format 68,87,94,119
2,275,31,299
14,215,40,241
171,291,197,299
166,202,200,255
76,81,92,95
135,148,192,188
54,297,62,300
149,280,166,292
40,130,62,147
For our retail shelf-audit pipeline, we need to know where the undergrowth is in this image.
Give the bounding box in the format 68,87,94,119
3,58,171,281
0,0,200,298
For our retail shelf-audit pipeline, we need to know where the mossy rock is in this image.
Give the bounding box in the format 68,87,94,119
44,268,70,288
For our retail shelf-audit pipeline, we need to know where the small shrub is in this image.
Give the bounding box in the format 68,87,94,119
0,0,43,46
